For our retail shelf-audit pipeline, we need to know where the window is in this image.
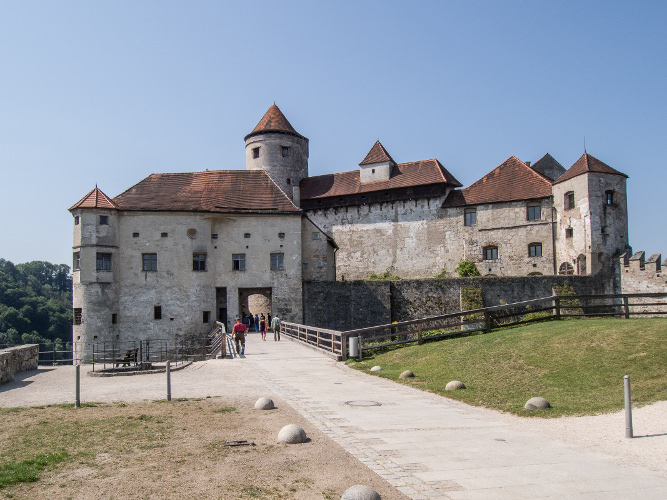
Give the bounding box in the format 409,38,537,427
270,253,284,270
286,178,291,185
99,215,109,225
133,232,139,238
232,254,246,271
302,262,309,270
161,232,168,238
112,313,117,325
281,146,289,157
193,253,207,271
142,253,158,271
484,246,498,260
96,253,112,271
564,191,575,210
372,168,376,174
565,228,573,238
559,262,574,275
203,311,210,323
527,205,541,221
244,233,251,238
73,252,80,271
253,147,260,159
74,216,79,225
154,306,162,320
312,232,320,240
605,190,615,205
73,308,82,325
211,233,218,239
528,243,542,257
278,232,285,239
464,209,476,226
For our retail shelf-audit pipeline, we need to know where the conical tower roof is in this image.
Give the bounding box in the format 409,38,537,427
244,104,306,141
69,187,117,210
359,141,396,166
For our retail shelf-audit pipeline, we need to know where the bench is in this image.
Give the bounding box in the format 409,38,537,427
114,348,138,367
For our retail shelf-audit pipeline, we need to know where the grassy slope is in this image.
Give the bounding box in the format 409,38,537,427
348,318,667,417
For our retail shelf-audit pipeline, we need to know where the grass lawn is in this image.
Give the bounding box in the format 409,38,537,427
347,318,667,417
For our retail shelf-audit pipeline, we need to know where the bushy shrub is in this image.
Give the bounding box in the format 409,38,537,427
456,260,481,277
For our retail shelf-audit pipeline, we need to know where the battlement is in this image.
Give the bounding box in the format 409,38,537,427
620,251,664,273
619,251,667,303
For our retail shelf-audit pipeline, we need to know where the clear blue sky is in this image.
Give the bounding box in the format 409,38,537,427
1,1,666,268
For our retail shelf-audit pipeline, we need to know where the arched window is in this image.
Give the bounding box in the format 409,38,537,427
558,262,574,275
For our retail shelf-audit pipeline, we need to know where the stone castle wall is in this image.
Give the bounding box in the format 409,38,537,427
619,251,667,314
0,345,39,386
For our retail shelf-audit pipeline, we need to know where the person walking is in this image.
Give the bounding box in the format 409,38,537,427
254,314,259,333
232,318,247,355
271,315,281,341
259,315,266,341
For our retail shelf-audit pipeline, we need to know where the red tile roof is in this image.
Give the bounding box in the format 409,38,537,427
300,159,462,200
111,170,300,213
359,141,396,166
553,153,628,184
244,104,306,141
69,187,118,210
442,156,553,207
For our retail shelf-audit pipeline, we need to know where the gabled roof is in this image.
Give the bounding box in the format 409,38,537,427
530,153,566,181
300,159,462,200
442,156,553,207
244,104,306,141
69,187,117,210
554,153,628,185
359,141,395,166
112,170,300,214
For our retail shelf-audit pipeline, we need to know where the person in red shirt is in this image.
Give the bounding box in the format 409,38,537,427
232,318,247,355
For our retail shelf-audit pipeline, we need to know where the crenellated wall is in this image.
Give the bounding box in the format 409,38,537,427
619,251,667,314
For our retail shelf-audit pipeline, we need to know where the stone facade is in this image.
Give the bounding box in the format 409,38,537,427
0,344,39,385
618,251,667,314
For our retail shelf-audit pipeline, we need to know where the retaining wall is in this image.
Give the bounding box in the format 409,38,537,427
0,344,39,385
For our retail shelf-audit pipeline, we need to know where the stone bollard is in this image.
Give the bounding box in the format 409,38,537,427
255,397,275,410
341,485,381,500
399,370,414,379
370,366,382,372
524,397,551,410
445,380,466,391
277,424,307,444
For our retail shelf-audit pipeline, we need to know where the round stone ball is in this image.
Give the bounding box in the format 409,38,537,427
445,380,466,391
341,485,381,500
525,397,551,410
370,366,382,372
399,370,414,379
277,424,307,444
254,397,275,410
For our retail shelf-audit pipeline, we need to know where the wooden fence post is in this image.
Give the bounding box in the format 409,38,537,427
623,296,630,319
484,311,491,332
554,297,561,320
417,323,423,345
341,334,347,361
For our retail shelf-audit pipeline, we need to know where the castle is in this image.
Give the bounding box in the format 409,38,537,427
70,104,639,350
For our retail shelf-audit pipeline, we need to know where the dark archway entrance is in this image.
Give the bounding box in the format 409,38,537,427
238,288,272,322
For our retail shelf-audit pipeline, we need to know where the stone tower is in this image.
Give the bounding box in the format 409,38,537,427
552,153,630,275
244,104,309,205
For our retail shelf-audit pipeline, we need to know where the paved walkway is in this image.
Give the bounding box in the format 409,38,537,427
2,336,666,499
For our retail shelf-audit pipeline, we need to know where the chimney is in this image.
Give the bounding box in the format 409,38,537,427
525,161,532,167
292,185,300,208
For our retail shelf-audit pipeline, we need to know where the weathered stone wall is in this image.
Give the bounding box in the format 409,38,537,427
306,195,555,280
301,217,335,281
0,345,39,386
304,274,611,331
619,251,667,314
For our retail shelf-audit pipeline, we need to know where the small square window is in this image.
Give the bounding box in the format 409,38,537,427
142,253,158,271
484,246,498,260
99,215,109,225
565,228,574,238
233,254,246,271
74,216,80,225
161,232,168,238
73,252,80,271
211,233,218,239
270,253,284,270
302,262,309,270
154,306,162,320
203,311,210,323
73,308,82,325
528,243,542,257
96,253,112,271
112,313,118,325
253,147,260,159
193,253,207,271
312,232,320,240
278,232,285,239
281,146,289,157
133,232,140,238
527,205,541,221
244,233,251,238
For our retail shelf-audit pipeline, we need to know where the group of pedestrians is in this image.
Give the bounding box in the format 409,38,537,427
232,314,281,356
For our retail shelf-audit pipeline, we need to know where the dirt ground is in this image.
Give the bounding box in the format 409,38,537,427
0,396,410,500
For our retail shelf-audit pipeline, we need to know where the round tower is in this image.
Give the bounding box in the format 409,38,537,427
244,104,309,203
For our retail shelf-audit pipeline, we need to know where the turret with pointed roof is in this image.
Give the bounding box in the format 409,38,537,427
245,104,309,204
358,141,396,184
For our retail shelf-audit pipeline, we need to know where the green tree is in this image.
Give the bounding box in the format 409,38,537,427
456,260,481,277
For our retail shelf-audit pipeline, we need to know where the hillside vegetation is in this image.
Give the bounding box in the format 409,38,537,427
0,259,72,348
349,318,667,417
